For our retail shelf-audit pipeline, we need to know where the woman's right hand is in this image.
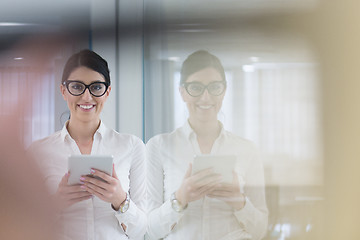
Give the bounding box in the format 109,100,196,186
175,164,222,208
55,172,93,210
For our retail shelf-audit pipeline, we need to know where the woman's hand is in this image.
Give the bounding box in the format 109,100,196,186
55,172,93,210
207,172,246,210
80,165,127,211
175,164,223,208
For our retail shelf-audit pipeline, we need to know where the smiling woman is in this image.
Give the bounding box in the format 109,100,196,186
146,50,268,240
28,49,147,240
61,66,110,131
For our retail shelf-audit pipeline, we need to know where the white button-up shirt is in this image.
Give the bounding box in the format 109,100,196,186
146,121,268,240
28,121,146,240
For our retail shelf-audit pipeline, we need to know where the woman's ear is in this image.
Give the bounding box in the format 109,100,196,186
106,86,112,97
60,84,67,101
221,87,226,100
179,86,186,102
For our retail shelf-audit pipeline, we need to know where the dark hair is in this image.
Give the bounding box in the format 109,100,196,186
61,49,110,86
180,50,225,85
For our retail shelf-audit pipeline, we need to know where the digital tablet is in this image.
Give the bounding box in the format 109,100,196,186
68,155,113,185
192,155,236,183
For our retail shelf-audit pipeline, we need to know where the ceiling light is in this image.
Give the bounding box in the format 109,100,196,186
243,65,255,73
0,22,31,27
250,57,259,62
168,57,180,62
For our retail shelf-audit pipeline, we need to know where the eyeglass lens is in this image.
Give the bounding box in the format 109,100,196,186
67,81,107,97
186,81,225,97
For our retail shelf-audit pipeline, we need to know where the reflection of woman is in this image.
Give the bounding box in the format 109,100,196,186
29,50,146,240
146,50,268,239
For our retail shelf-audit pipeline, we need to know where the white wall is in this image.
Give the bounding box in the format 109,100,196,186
91,0,144,139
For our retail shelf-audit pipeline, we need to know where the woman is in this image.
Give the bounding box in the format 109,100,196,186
29,49,146,240
146,50,268,239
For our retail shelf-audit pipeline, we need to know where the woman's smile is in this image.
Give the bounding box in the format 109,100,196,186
196,104,214,110
78,104,96,111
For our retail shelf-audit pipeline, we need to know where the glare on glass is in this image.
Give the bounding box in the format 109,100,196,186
63,80,109,97
182,81,226,97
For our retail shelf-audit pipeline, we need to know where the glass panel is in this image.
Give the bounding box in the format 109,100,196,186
144,0,323,239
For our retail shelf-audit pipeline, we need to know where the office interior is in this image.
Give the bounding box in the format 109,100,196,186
1,0,360,239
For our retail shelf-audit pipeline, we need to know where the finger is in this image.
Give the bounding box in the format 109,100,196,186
207,189,229,197
68,191,92,199
214,182,234,190
112,164,118,180
192,167,216,180
82,182,107,197
208,193,244,203
188,177,222,199
82,177,108,192
193,173,222,187
90,169,113,183
62,184,87,194
196,179,222,193
59,172,70,186
232,171,239,184
188,183,219,201
184,163,192,179
67,195,92,205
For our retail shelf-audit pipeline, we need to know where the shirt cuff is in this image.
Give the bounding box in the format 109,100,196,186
147,199,185,239
114,198,140,221
233,196,256,224
163,198,185,223
114,199,146,237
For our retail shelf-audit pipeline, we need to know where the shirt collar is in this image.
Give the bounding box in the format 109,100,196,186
60,120,107,142
181,119,226,140
182,120,194,139
60,121,70,142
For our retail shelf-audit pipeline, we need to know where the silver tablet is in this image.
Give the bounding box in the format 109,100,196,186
68,155,113,185
192,155,236,183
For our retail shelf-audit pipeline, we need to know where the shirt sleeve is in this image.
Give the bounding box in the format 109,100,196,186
233,150,268,240
114,136,147,240
145,137,184,240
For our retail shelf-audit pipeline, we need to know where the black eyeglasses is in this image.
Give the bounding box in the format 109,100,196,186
182,81,226,97
63,80,109,97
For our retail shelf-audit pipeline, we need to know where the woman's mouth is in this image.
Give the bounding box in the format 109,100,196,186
78,104,95,110
197,105,213,110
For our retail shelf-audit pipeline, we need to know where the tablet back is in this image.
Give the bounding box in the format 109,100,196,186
68,155,113,185
192,155,236,183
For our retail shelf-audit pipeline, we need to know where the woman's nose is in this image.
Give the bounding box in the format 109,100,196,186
81,88,93,100
199,88,211,100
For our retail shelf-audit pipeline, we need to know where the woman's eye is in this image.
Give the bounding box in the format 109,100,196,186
189,84,203,92
91,84,103,91
209,84,221,91
71,84,84,90
210,82,224,90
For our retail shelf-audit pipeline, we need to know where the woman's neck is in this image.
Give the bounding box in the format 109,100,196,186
67,118,100,144
188,118,221,154
188,118,221,139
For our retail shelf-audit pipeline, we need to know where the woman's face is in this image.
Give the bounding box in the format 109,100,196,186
60,66,111,124
180,67,225,123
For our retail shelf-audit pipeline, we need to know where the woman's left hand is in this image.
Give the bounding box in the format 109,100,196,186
207,172,246,210
80,165,127,210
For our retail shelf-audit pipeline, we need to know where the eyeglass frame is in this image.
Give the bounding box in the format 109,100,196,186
62,80,109,97
181,81,227,97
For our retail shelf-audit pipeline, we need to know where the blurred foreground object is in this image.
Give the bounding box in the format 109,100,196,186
0,111,57,240
0,33,70,240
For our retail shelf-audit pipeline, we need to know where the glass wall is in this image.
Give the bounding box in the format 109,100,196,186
4,0,360,239
143,0,323,239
